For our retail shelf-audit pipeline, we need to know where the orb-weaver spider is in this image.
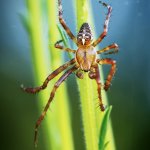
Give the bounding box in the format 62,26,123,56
21,0,119,146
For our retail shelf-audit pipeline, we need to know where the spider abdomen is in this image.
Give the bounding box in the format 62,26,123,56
75,46,97,71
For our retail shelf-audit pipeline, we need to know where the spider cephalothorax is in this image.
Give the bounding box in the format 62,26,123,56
22,0,119,146
77,23,93,46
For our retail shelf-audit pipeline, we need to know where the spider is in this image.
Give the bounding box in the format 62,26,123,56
21,0,119,146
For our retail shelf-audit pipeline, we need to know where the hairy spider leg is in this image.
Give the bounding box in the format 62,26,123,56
97,58,116,91
55,40,76,53
92,1,112,47
58,0,77,44
21,58,75,94
93,65,105,111
97,43,119,55
34,65,77,146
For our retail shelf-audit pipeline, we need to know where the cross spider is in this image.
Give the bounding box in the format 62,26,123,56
21,0,119,146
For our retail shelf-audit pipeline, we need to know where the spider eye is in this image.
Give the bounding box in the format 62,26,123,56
85,36,89,39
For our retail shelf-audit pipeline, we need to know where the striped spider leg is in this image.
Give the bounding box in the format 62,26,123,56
94,1,119,91
21,58,75,94
21,59,76,146
58,0,77,44
92,1,112,47
88,64,105,111
97,58,117,91
33,65,78,146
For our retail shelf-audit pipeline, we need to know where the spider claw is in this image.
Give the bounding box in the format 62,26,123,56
100,104,106,111
104,85,110,91
21,85,38,94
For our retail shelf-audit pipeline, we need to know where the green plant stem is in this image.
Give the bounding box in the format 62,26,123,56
87,3,116,150
25,0,52,149
47,0,74,150
76,0,99,150
75,0,116,150
26,0,74,149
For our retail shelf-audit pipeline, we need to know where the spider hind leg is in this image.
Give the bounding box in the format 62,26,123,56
97,58,116,91
34,65,77,146
21,59,75,94
92,64,105,111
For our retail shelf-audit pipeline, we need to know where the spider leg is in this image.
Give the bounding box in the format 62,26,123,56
34,65,77,146
92,1,112,47
92,64,105,111
58,0,77,44
21,58,75,94
97,43,119,55
55,40,76,53
97,58,116,91
75,69,84,79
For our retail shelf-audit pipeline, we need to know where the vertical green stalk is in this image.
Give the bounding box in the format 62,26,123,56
47,0,74,150
76,0,99,150
75,0,116,150
25,0,74,149
25,0,52,149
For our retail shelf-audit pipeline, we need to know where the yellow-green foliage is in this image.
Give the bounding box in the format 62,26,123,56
24,0,74,149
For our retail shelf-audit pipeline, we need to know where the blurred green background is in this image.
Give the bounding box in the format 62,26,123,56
0,0,150,150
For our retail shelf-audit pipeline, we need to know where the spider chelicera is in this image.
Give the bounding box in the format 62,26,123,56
21,0,119,146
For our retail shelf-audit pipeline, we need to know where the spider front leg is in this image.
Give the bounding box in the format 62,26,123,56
58,0,77,44
21,58,75,94
97,43,119,55
92,1,112,47
97,58,116,91
55,40,76,53
34,65,77,146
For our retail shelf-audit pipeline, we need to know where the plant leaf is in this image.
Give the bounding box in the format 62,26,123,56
57,24,73,59
57,24,69,47
99,106,112,150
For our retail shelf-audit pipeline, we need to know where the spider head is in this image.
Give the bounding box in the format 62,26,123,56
77,23,93,46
